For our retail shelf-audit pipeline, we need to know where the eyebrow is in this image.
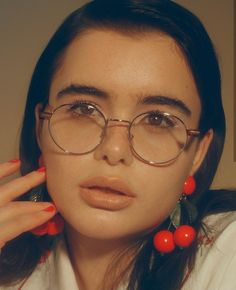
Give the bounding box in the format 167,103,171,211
57,84,109,99
57,84,192,116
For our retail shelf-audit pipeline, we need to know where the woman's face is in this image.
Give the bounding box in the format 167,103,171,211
36,29,212,242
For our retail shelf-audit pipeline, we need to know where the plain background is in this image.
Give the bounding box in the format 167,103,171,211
0,0,235,188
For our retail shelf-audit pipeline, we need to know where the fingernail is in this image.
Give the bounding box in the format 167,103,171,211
37,166,46,173
9,159,20,164
43,205,56,212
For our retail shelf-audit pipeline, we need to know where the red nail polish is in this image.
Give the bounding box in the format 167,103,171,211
9,159,20,164
37,166,46,173
43,205,55,212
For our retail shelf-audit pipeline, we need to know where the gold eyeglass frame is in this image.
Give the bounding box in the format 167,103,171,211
39,103,201,166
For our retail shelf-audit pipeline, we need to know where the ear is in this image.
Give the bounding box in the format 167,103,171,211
190,129,214,175
35,103,44,151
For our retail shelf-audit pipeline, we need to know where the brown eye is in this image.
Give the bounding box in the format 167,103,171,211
148,113,162,126
69,103,96,116
147,113,176,128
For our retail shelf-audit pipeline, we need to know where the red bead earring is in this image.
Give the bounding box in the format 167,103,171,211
183,175,196,196
153,176,197,254
30,155,65,236
31,214,65,236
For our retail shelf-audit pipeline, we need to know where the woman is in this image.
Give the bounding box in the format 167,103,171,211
0,0,235,289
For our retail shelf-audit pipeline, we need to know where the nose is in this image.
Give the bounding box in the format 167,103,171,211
93,119,134,166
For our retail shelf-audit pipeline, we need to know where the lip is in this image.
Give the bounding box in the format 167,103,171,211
79,176,136,211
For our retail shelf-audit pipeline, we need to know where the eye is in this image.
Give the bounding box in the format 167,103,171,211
69,102,98,116
65,102,105,127
146,112,176,128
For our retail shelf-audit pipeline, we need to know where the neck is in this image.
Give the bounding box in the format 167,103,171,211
65,225,137,290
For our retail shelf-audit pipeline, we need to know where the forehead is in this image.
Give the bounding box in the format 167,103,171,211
50,29,201,123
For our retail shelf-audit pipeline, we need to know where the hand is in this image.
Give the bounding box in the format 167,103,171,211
0,159,56,250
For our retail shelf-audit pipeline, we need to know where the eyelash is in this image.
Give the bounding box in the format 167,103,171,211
69,99,101,110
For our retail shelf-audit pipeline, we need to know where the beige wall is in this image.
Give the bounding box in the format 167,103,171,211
0,0,235,188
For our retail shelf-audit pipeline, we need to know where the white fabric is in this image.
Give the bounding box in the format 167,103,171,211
182,211,236,290
2,212,236,290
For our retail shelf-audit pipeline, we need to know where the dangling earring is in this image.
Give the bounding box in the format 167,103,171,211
31,214,65,236
153,176,197,254
30,155,65,236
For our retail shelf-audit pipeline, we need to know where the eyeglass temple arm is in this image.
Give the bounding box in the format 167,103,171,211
39,111,52,120
187,129,201,137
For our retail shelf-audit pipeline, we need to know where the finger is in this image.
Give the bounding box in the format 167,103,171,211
0,206,57,249
0,201,56,223
0,169,46,207
0,159,21,179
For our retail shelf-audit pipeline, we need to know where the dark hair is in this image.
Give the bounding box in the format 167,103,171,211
1,1,235,289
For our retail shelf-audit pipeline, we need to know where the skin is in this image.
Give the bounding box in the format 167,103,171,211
0,29,213,290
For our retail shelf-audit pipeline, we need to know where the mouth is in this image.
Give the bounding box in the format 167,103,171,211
87,186,126,195
80,176,136,197
79,176,135,211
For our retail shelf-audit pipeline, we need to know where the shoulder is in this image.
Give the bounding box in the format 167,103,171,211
200,211,236,247
183,211,236,290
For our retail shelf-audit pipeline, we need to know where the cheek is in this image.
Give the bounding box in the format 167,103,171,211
134,145,197,227
134,164,189,225
43,156,83,203
39,128,80,205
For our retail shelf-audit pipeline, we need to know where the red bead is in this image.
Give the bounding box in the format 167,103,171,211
183,176,196,196
31,222,49,236
153,230,175,253
47,215,65,235
174,225,196,248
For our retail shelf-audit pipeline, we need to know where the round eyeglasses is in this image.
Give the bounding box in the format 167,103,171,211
39,102,201,165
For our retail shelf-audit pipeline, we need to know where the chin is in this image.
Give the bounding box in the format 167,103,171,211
63,209,142,241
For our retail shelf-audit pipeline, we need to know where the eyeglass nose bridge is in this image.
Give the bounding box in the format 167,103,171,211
102,118,133,140
105,117,133,132
106,118,131,125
